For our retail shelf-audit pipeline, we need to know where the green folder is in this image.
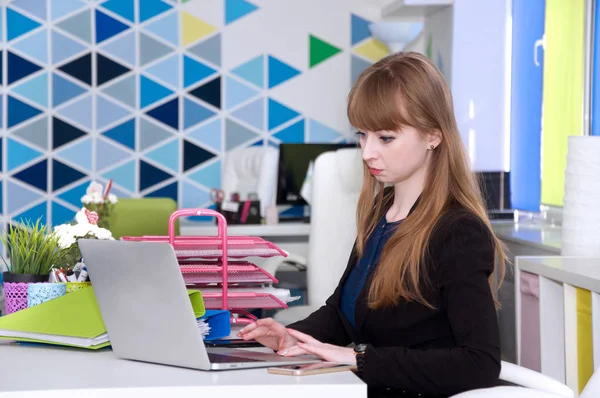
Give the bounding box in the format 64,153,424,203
0,287,205,350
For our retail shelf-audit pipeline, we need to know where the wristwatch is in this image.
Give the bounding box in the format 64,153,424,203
353,343,368,376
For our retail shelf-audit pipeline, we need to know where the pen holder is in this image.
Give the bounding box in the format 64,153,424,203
3,283,29,315
27,283,67,308
66,282,92,294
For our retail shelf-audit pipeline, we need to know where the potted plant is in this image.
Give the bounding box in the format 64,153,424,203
1,219,63,283
53,207,114,271
81,180,118,230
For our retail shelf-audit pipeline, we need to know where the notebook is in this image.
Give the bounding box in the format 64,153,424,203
0,286,206,349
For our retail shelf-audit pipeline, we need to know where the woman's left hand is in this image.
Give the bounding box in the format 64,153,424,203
281,329,357,365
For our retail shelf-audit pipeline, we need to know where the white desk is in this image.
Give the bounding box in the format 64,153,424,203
0,342,366,398
515,257,600,393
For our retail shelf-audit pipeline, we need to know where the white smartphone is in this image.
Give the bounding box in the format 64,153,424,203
267,362,357,376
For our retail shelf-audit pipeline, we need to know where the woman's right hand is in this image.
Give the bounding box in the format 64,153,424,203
237,318,306,355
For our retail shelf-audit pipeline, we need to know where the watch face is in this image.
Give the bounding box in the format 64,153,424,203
355,344,368,353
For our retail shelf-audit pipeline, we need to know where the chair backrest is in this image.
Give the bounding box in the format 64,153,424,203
221,146,279,217
306,148,363,307
109,198,178,239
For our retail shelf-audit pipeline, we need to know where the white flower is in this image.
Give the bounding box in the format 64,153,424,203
107,193,118,204
86,181,103,196
74,208,91,226
94,227,113,240
80,194,93,204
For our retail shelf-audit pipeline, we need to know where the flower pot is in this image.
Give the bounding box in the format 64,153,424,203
27,283,66,307
2,272,48,283
2,272,50,315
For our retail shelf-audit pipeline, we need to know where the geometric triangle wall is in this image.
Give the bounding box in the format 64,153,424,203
1,1,355,226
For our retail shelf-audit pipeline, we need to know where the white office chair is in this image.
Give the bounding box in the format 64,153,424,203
264,148,363,325
451,359,600,397
221,146,279,217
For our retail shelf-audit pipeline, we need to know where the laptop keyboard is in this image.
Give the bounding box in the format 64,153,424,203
208,352,262,363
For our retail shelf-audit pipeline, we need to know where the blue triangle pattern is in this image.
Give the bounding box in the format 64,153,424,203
55,137,93,171
12,29,48,64
145,54,179,88
0,9,3,42
144,11,178,46
184,56,217,88
145,181,178,202
7,138,42,171
57,180,90,208
188,161,221,189
7,8,41,41
7,51,42,85
146,98,178,130
181,180,210,208
12,72,48,108
145,139,179,173
15,202,47,225
308,119,342,142
103,119,135,150
96,9,130,43
51,0,86,21
268,55,300,88
101,0,135,22
57,95,92,130
231,97,264,130
225,0,258,25
184,98,217,129
96,138,131,170
52,201,77,226
273,119,305,143
52,30,87,64
7,180,43,214
140,75,175,108
187,118,222,152
225,76,259,110
53,73,86,107
351,13,372,45
98,30,136,66
103,160,135,191
52,159,87,191
140,0,172,22
268,98,300,130
8,95,43,128
12,0,48,21
96,95,130,130
231,55,263,88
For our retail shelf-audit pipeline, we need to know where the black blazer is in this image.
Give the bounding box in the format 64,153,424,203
288,203,501,397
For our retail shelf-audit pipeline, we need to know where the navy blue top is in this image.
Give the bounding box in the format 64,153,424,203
340,215,401,328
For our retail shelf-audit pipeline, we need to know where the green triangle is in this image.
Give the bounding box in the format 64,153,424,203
309,34,342,68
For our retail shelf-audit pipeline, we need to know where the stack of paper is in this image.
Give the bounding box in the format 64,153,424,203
0,287,207,349
198,286,301,304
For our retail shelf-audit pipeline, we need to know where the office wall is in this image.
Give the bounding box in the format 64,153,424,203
450,0,511,172
0,0,408,227
422,6,453,85
509,0,545,212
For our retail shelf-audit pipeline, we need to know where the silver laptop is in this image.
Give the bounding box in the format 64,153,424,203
78,239,318,370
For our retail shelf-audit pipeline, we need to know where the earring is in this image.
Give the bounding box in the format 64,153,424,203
429,145,435,150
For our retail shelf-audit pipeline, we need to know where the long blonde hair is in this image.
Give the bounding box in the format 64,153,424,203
347,52,506,309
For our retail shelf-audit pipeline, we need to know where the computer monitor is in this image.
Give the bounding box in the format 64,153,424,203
276,143,357,206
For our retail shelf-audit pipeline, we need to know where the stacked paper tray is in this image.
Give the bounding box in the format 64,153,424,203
179,260,278,285
121,235,286,259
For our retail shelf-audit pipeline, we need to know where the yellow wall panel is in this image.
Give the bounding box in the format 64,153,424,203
541,0,585,206
576,288,593,394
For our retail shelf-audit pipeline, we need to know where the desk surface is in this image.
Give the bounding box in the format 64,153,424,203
492,221,562,254
518,256,600,293
0,343,366,397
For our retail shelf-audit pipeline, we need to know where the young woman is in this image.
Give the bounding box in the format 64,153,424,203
238,52,507,398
